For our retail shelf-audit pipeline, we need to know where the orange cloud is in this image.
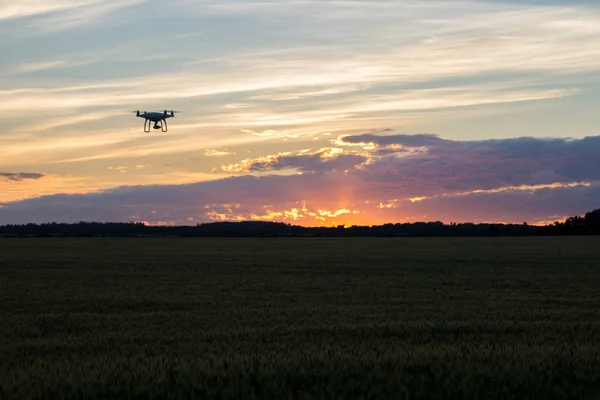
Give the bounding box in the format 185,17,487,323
204,149,236,157
108,166,128,173
225,201,362,226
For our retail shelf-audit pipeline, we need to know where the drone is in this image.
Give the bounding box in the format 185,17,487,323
132,110,181,132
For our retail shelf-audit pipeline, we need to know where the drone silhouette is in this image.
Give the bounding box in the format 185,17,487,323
132,110,181,132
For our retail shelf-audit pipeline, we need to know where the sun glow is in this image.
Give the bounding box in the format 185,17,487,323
202,200,363,226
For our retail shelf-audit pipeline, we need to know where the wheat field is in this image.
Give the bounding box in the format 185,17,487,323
1,237,600,399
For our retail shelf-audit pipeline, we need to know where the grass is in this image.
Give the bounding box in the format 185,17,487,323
1,236,600,399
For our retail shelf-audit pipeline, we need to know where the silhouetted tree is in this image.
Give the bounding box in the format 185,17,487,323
1,208,598,237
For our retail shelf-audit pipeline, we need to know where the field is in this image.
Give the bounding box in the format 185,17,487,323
2,236,600,399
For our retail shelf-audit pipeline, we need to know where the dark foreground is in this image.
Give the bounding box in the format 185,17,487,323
2,237,600,399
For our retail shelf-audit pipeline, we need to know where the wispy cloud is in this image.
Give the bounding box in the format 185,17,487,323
0,0,99,21
204,149,236,157
10,60,68,74
5,0,600,112
1,0,150,32
108,166,128,173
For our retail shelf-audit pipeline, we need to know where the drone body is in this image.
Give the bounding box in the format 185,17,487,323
133,110,180,132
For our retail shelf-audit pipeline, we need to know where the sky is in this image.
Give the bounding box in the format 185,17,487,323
1,0,600,226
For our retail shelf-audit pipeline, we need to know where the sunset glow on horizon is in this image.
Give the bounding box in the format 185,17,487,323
2,0,600,226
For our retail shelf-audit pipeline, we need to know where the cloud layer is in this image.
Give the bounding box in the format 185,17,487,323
3,0,600,165
1,133,598,226
0,172,46,182
340,133,600,196
2,1,600,225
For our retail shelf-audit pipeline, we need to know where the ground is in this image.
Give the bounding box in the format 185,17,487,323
1,237,600,399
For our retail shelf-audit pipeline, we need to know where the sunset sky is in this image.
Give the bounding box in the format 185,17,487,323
1,0,600,226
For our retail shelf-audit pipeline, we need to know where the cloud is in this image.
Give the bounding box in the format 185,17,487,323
1,0,150,32
4,0,600,117
108,166,127,173
0,173,597,226
339,133,445,149
0,0,97,21
4,0,600,172
220,148,368,174
204,149,236,157
0,172,46,182
220,153,293,174
337,133,600,196
3,0,600,223
1,134,599,226
241,129,290,138
10,60,69,74
400,181,600,225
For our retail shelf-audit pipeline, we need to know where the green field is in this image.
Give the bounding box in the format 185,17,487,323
2,237,600,399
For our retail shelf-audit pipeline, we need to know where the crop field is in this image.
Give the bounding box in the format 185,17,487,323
2,236,600,399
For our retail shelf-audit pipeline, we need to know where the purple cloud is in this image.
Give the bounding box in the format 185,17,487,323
1,133,599,226
0,172,46,182
221,149,369,174
248,153,368,173
342,134,600,196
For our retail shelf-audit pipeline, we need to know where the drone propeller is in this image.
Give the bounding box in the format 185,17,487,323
159,110,182,117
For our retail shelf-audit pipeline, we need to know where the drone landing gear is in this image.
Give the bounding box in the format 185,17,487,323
144,119,168,133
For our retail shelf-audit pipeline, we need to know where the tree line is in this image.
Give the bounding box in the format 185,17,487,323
0,208,598,238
